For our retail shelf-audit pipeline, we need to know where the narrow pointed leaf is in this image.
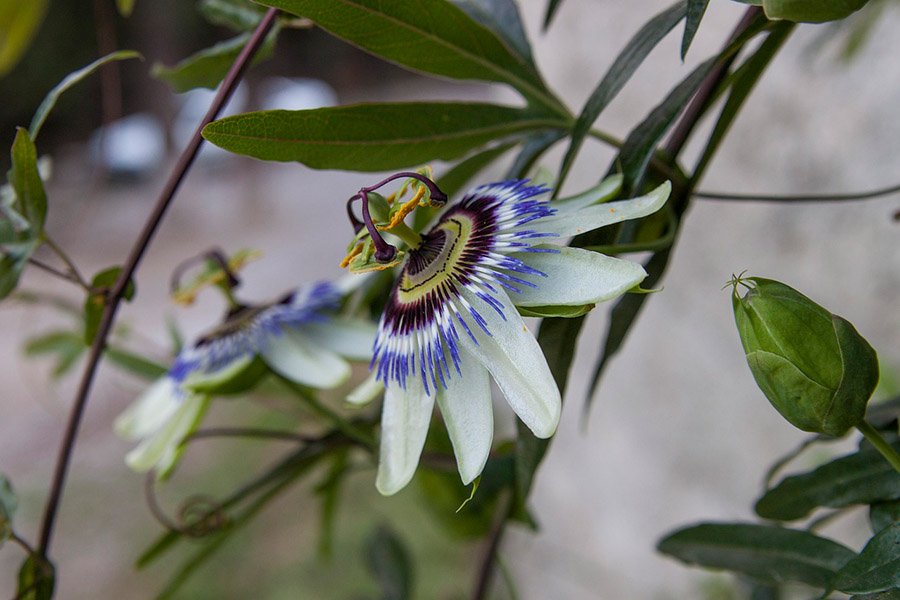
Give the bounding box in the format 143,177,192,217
255,0,560,112
199,0,266,30
682,0,710,59
832,523,900,594
755,443,900,521
0,0,48,77
438,143,516,198
658,522,855,588
869,500,900,534
505,129,566,179
9,128,47,232
30,50,142,139
556,1,688,193
203,103,564,171
152,30,276,93
365,525,413,600
453,0,535,67
542,0,564,30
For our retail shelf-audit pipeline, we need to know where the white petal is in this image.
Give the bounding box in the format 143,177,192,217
346,370,384,406
125,394,209,478
457,288,560,438
260,329,351,389
531,181,670,238
436,348,493,485
376,374,435,495
510,245,646,307
114,377,181,441
553,174,623,211
299,319,377,361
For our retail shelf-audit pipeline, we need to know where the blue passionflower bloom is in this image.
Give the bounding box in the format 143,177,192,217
115,280,376,477
359,176,671,495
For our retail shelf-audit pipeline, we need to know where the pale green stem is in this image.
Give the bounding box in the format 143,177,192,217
388,222,422,249
857,421,900,473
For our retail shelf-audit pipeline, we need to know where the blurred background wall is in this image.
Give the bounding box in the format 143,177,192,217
0,0,898,598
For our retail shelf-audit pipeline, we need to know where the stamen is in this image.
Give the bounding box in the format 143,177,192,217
339,242,364,268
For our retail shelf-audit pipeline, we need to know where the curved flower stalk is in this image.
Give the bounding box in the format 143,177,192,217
350,174,671,495
115,280,377,478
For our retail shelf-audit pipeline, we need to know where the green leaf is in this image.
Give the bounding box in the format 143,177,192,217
24,330,85,378
682,0,710,59
851,590,900,600
505,129,566,179
116,0,136,17
869,500,900,534
542,0,564,31
29,50,142,140
832,523,900,594
199,0,266,30
755,443,900,521
0,0,48,77
104,346,168,380
313,448,348,558
9,128,47,233
84,266,135,345
452,0,535,68
152,30,276,93
518,303,594,318
693,23,794,182
203,103,564,171
17,554,55,600
365,525,413,600
657,522,855,588
438,143,516,198
556,1,688,193
0,474,16,545
255,0,563,114
763,0,870,23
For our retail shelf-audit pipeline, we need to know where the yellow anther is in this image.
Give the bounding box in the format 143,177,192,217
172,249,261,306
379,185,426,231
339,242,365,269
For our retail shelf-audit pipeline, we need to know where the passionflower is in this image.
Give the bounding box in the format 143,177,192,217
115,280,376,477
348,174,671,495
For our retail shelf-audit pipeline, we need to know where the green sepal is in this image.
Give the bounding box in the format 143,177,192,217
517,303,594,318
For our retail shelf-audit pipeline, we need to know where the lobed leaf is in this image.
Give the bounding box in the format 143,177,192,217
657,522,855,588
203,103,565,171
755,442,900,521
30,50,142,140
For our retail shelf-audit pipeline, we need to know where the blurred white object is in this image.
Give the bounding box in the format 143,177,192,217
172,83,249,165
259,77,337,111
90,113,166,179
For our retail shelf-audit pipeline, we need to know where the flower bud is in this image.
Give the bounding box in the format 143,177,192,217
731,276,879,436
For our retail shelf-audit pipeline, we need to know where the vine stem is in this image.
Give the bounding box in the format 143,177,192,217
470,490,513,600
694,180,900,203
857,421,900,473
35,8,280,559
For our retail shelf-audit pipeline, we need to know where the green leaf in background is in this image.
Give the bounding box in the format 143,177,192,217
152,30,276,93
0,238,37,301
851,590,900,600
9,128,47,233
29,50,142,140
657,522,855,588
682,0,710,59
84,266,136,345
556,1,688,193
438,143,515,199
24,330,85,378
104,346,168,380
0,474,16,546
763,0,870,23
693,23,794,181
755,442,900,521
203,103,564,171
314,448,349,558
17,554,55,600
542,0,564,31
0,0,48,77
869,500,900,534
255,0,564,115
116,0,136,17
505,129,566,179
452,0,536,68
364,525,413,600
832,523,900,594
199,0,267,30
